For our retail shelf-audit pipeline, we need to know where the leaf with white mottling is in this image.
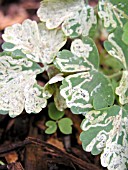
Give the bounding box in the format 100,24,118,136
54,37,99,72
116,71,128,105
60,70,114,114
62,5,97,38
80,105,128,170
0,54,47,117
37,0,84,29
104,28,128,69
98,0,128,31
2,19,66,64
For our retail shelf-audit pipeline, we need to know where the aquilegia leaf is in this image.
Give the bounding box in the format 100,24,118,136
80,105,128,170
0,54,47,117
2,19,66,64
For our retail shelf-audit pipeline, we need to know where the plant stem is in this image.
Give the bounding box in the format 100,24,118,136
107,71,122,79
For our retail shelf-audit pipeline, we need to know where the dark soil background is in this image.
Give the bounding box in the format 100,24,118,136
0,0,106,170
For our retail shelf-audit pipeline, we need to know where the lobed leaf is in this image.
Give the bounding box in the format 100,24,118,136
37,0,85,29
54,37,99,72
2,19,66,64
62,5,97,38
98,0,128,31
45,120,57,134
48,102,64,120
80,105,128,170
60,70,114,114
104,28,128,69
58,118,73,135
0,54,46,117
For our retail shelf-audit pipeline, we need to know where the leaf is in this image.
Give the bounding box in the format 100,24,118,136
45,120,57,134
116,71,128,105
122,22,128,45
37,0,85,29
80,105,128,170
0,54,47,117
60,70,114,114
2,19,66,64
62,5,97,38
58,118,73,134
98,0,128,31
54,37,99,72
104,28,128,69
48,102,64,120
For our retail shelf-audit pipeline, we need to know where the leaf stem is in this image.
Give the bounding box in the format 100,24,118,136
107,71,122,79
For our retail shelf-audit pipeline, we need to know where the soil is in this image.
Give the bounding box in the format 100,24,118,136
0,0,106,169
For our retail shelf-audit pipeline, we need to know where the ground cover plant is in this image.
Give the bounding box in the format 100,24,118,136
0,0,128,169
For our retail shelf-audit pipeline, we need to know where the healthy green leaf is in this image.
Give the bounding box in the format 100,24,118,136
37,0,85,29
98,0,128,31
58,118,73,134
60,70,114,114
2,19,66,64
54,37,99,72
62,5,97,38
122,22,128,45
104,28,128,69
80,105,128,170
48,102,64,120
45,120,57,134
0,54,47,117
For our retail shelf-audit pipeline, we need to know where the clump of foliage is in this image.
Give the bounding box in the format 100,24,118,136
0,0,128,169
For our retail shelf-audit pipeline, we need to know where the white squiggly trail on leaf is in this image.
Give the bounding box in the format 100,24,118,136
0,55,47,117
37,0,84,29
116,71,128,105
98,0,128,29
54,38,99,73
2,19,66,64
62,5,97,37
107,33,126,69
80,106,128,170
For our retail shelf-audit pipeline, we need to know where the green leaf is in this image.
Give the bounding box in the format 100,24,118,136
2,42,15,50
122,22,128,45
58,118,73,134
48,102,64,120
0,54,46,117
104,28,128,69
45,120,57,134
80,105,128,170
54,37,99,72
62,5,97,38
2,19,66,64
37,0,85,29
60,70,114,114
98,0,128,31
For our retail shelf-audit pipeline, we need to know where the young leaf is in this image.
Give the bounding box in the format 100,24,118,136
37,0,85,29
2,19,66,64
104,28,128,69
98,0,128,31
0,54,47,117
58,118,73,135
80,105,128,170
62,5,97,38
54,37,99,72
45,120,57,134
60,70,114,114
48,103,64,120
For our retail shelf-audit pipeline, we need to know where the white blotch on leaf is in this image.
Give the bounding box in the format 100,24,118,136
2,19,66,64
